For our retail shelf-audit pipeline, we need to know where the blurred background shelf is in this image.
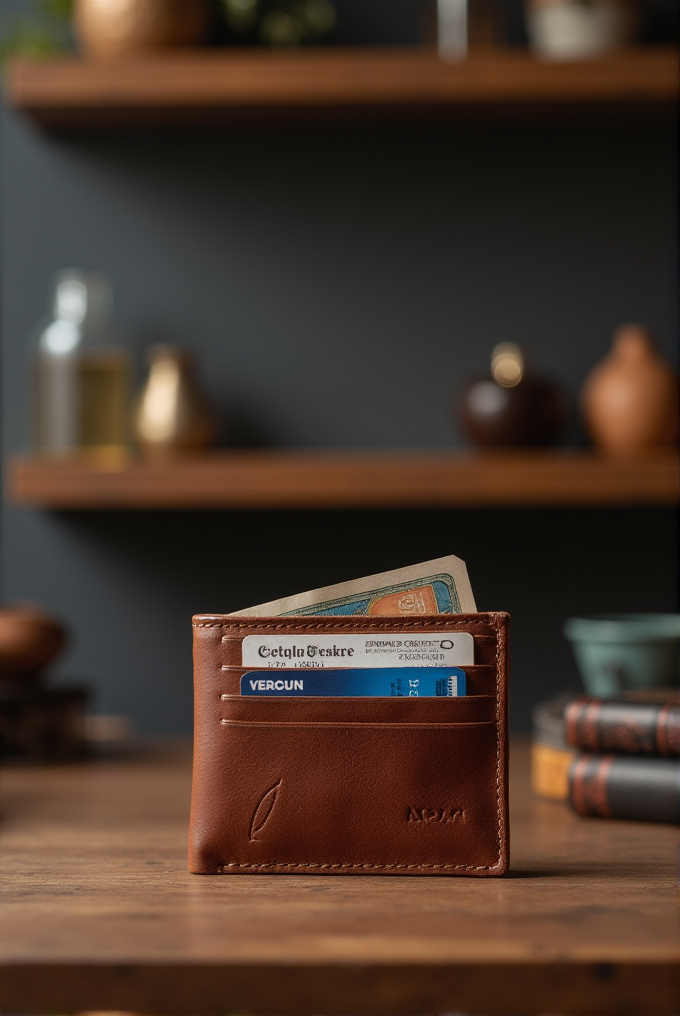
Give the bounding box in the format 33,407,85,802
6,48,678,128
2,0,678,736
7,451,679,509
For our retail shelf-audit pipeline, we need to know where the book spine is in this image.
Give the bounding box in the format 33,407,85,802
531,741,575,801
569,754,680,823
565,697,680,756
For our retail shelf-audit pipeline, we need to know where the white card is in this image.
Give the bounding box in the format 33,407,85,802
241,632,474,669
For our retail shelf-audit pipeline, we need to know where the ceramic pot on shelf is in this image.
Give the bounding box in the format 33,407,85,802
581,324,678,459
74,0,210,59
459,343,564,447
525,0,639,60
0,604,67,681
134,345,216,456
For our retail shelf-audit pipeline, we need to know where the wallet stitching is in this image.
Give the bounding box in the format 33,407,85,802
193,617,496,625
216,861,497,871
494,620,503,866
201,616,505,874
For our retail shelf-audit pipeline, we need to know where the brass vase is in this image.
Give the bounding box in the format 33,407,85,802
74,0,209,59
134,346,215,456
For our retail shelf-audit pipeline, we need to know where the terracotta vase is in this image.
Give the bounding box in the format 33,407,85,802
0,605,67,681
581,325,678,459
134,345,216,456
74,0,209,59
459,343,564,447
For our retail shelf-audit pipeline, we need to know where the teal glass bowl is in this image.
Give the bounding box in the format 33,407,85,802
563,614,680,698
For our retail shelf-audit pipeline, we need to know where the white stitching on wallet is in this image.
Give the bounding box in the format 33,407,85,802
192,617,498,625
494,617,503,864
217,860,495,871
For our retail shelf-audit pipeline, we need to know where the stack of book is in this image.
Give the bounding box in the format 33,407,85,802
532,691,679,823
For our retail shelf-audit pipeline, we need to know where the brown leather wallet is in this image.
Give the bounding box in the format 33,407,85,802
189,612,509,877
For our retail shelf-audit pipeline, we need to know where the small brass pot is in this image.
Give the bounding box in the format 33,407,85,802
135,345,216,456
74,0,210,59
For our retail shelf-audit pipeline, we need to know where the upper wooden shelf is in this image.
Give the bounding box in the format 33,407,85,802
5,450,678,509
5,47,678,127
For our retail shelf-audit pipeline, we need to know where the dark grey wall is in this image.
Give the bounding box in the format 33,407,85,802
1,4,678,733
2,505,676,733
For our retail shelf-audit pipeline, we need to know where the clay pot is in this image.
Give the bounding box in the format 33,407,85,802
581,325,678,459
74,0,209,59
0,605,67,681
460,344,564,447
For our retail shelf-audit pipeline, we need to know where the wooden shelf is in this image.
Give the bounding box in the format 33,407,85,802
6,48,678,127
5,450,679,509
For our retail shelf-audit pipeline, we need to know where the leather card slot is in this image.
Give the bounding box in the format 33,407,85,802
218,693,497,724
466,637,498,666
218,641,499,670
220,719,496,729
210,616,505,669
190,715,504,876
461,666,497,695
219,665,497,697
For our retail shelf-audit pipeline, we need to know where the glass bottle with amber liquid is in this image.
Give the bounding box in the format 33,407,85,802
32,271,131,458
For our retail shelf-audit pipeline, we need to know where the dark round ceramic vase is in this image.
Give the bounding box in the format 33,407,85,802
459,344,564,447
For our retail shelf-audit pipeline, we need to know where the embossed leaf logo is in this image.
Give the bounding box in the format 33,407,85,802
249,779,282,841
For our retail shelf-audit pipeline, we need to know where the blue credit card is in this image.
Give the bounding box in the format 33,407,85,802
241,667,467,697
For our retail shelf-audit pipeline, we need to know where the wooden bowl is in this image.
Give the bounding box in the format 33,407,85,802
0,605,67,680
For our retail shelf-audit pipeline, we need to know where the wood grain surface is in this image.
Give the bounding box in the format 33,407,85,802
0,741,677,1014
6,48,678,128
7,449,679,509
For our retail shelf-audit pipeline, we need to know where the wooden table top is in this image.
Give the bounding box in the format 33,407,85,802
0,741,677,1015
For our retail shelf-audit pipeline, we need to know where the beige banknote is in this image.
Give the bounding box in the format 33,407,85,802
233,554,476,617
